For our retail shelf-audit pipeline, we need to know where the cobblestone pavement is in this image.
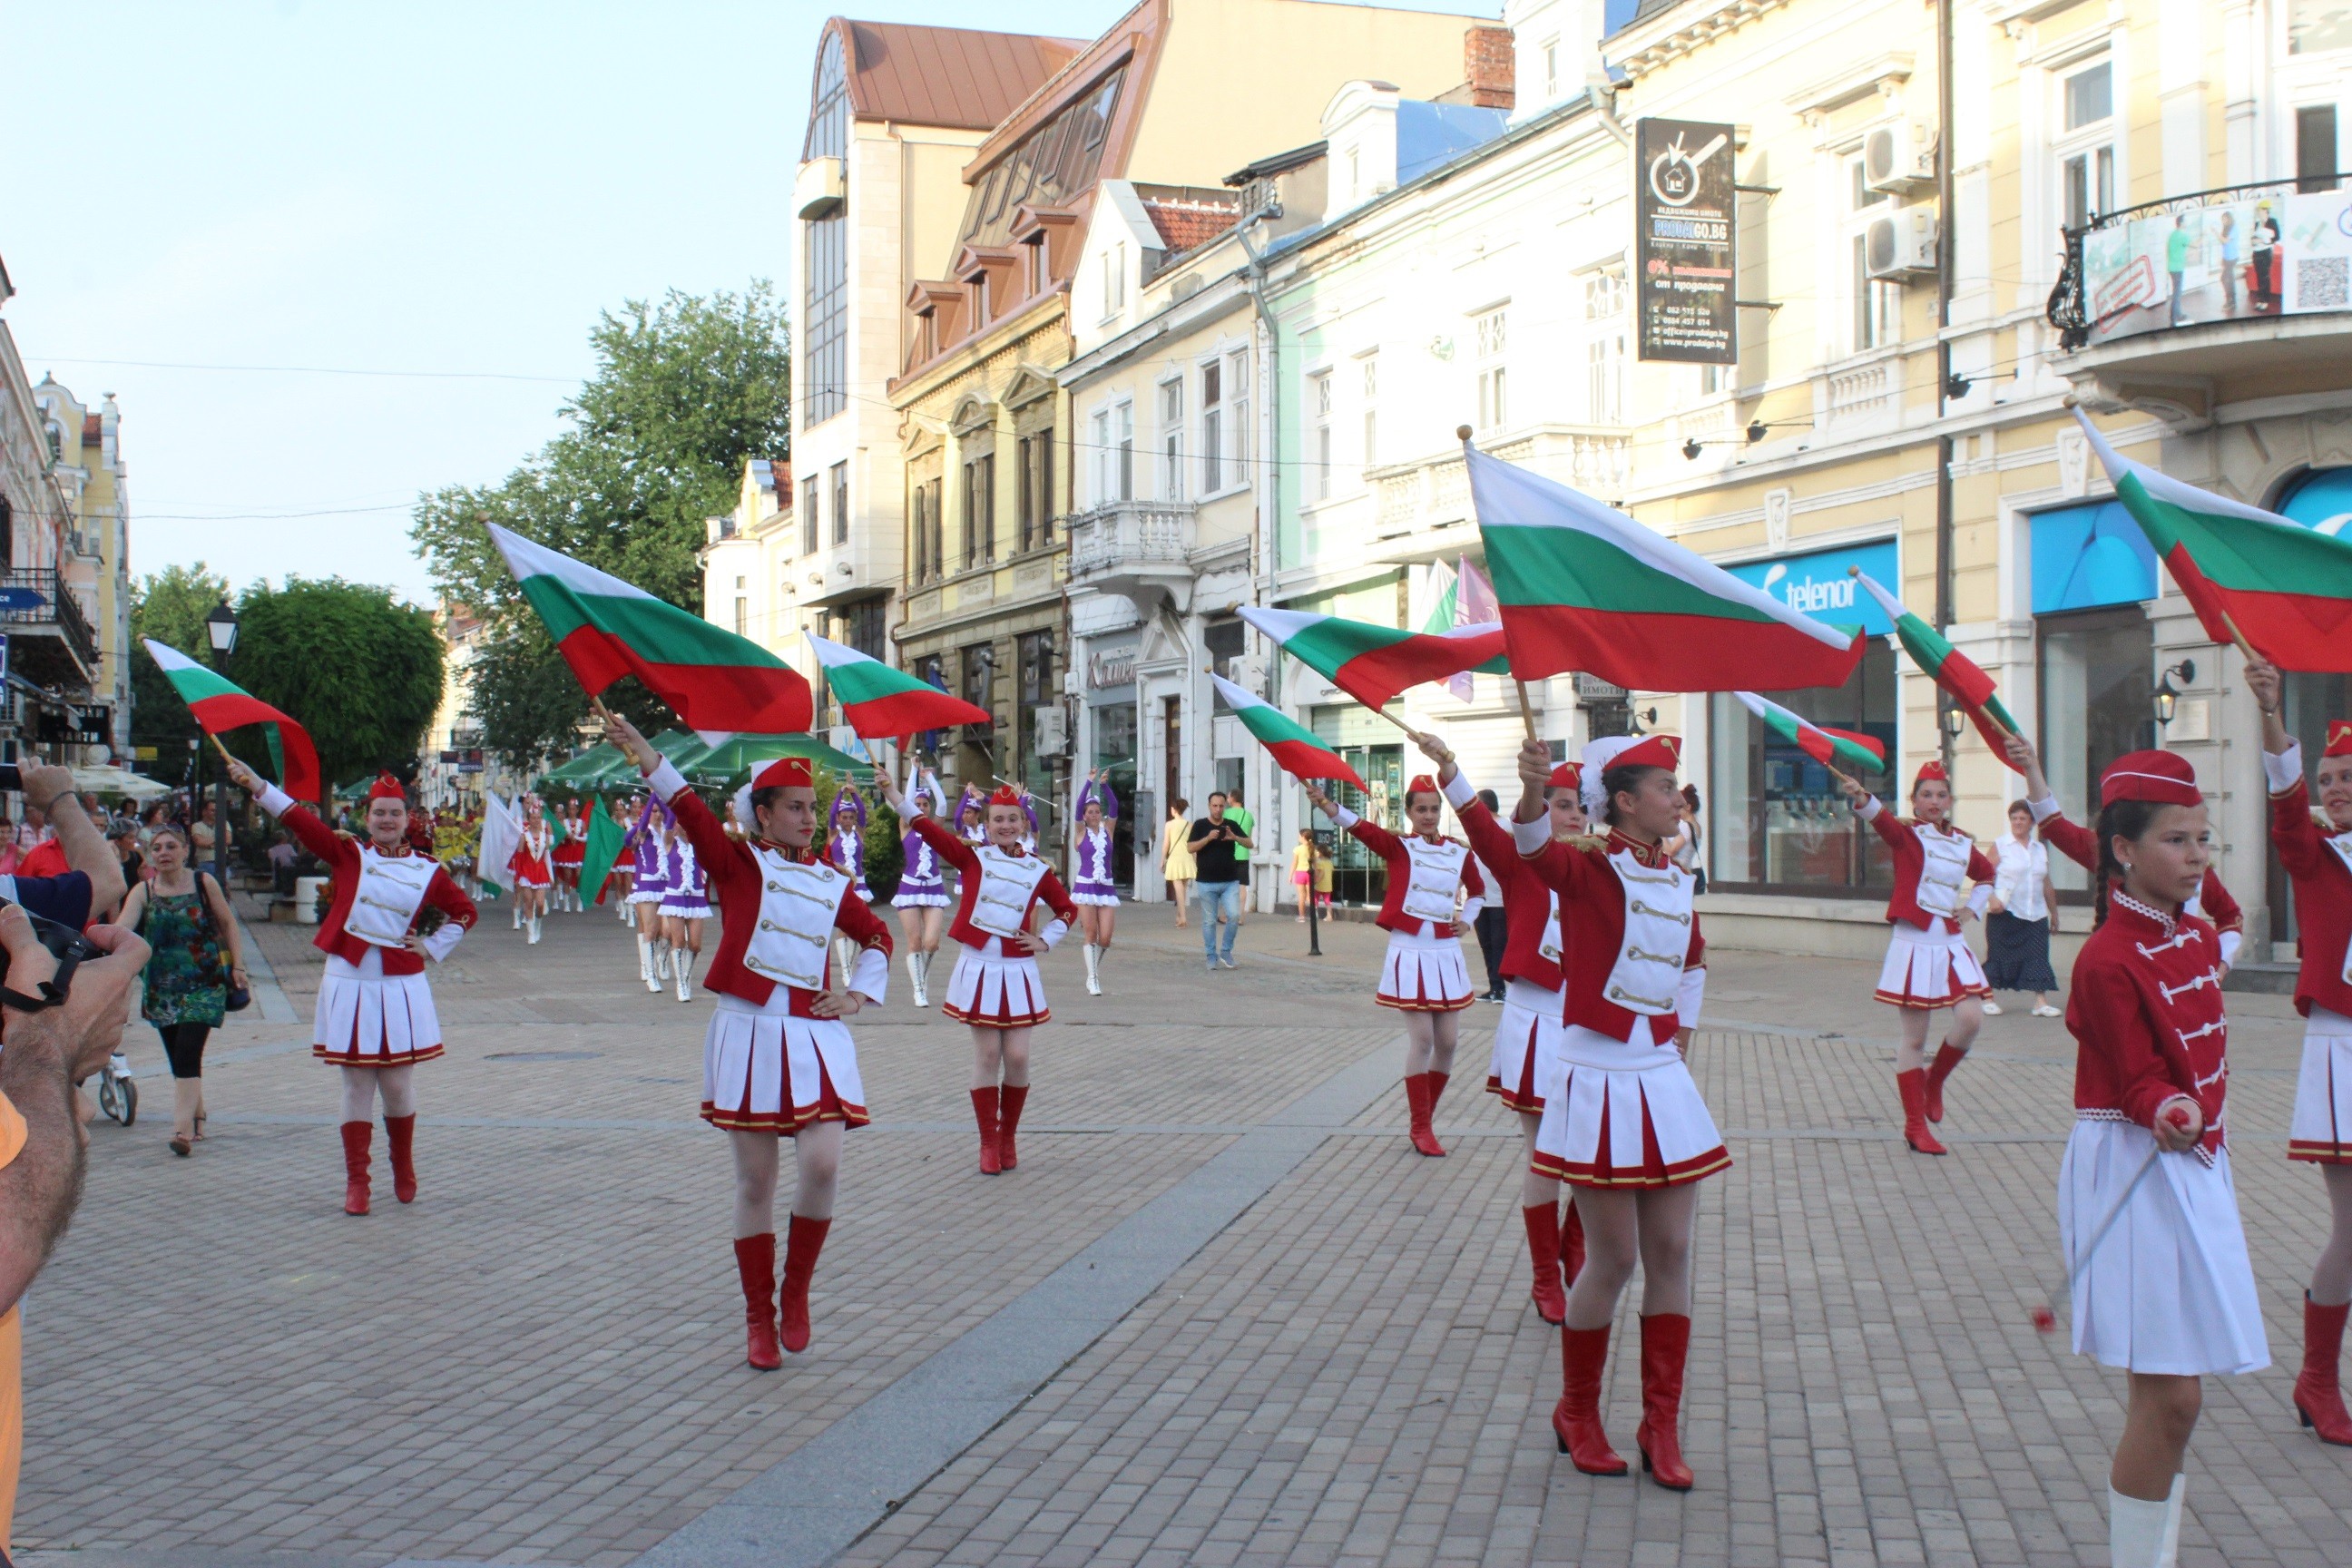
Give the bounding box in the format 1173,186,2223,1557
14,897,2351,1567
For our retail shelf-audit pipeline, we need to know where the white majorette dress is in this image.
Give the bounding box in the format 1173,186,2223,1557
644,757,891,1135
658,840,710,919
1860,775,1994,1008
913,809,1078,1029
1069,780,1121,906
259,776,477,1066
1328,787,1486,1013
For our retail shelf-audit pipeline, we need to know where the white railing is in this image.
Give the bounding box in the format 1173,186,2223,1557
1370,426,1632,536
1823,362,1893,426
1064,500,1197,579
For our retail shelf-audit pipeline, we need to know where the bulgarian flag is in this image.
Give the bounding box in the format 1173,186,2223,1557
142,639,321,802
1208,672,1367,789
1850,570,2024,767
2077,410,2352,671
578,796,627,906
1464,441,1863,691
1238,605,1505,712
805,630,990,738
487,523,812,741
1734,691,1886,775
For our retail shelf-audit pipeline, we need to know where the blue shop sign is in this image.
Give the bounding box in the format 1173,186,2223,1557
2281,467,2352,536
1722,538,1898,638
2031,501,2157,613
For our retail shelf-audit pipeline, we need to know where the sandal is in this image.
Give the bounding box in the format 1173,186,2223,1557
169,1133,192,1157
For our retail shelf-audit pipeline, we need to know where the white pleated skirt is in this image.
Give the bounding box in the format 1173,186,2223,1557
701,998,867,1135
893,887,949,908
626,887,669,906
2290,1008,2352,1165
658,897,711,918
2058,1118,2269,1376
1071,890,1122,907
1875,919,1989,1009
1377,926,1474,1013
1488,982,1564,1112
312,949,444,1067
1532,1024,1730,1188
943,942,1051,1029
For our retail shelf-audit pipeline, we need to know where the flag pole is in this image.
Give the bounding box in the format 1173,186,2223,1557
2219,609,2261,668
1458,424,1542,745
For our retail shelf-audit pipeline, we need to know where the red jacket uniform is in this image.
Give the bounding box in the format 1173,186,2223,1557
2065,891,2229,1162
2033,807,2243,939
914,818,1079,951
266,788,476,975
1328,809,1485,938
1455,797,1563,991
1863,802,1994,933
2269,775,2352,1021
1518,827,1704,1048
660,772,889,1012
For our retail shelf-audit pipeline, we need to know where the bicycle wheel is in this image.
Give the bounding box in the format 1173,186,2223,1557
120,1076,138,1127
97,1074,124,1124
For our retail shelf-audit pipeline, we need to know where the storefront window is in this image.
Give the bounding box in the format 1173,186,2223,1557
1708,644,1897,893
2037,606,2153,892
1015,630,1057,808
1092,700,1138,891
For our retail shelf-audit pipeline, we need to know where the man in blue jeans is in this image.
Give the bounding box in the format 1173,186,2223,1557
1186,792,1251,969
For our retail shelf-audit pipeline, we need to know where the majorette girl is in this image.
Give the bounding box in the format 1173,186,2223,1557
2248,662,2352,1447
1069,769,1120,997
510,798,553,945
1413,734,1588,1324
2054,750,2268,1564
824,789,872,902
1835,760,1995,1156
552,805,587,913
1504,733,1720,1492
1298,771,1486,1159
222,760,478,1217
625,796,675,994
603,705,892,1368
658,818,710,1003
890,768,949,1008
878,771,1078,1175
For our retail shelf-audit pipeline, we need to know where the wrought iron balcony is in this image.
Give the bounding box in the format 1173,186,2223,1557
0,568,98,688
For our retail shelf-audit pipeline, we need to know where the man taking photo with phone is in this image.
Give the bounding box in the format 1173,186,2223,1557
1187,791,1252,971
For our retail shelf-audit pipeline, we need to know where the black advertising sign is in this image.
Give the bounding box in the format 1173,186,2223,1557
1634,118,1737,364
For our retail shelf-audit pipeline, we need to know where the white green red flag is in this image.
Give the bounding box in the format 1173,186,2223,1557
1208,672,1367,789
2077,410,2352,671
487,523,812,741
142,639,321,802
1238,605,1505,712
1734,691,1886,775
1850,571,2024,767
1464,442,1863,691
805,631,991,738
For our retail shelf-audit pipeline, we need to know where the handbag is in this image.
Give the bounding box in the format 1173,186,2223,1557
224,984,251,1013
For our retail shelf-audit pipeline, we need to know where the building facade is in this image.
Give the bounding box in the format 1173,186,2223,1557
33,376,132,759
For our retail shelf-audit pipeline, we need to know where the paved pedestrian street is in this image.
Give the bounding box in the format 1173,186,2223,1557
15,899,2351,1568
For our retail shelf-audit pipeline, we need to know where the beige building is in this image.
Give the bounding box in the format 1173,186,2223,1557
32,376,131,758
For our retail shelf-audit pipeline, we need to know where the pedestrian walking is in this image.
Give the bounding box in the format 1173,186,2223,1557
1188,794,1250,967
1983,799,2061,1016
1836,760,1994,1155
1290,828,1316,922
1161,799,1194,926
1298,770,1484,1158
117,822,245,1157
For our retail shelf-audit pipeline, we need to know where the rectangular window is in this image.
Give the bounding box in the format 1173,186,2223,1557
1016,428,1054,551
1542,40,1559,99
2038,607,2155,895
1159,379,1184,499
843,598,886,660
1116,403,1133,501
1226,348,1250,489
2057,59,2118,230
830,463,848,546
1361,352,1379,468
1474,309,1507,432
2298,103,2340,193
1310,371,1333,501
964,454,995,568
1102,243,1126,314
1015,629,1057,800
926,478,944,579
1583,270,1626,423
960,644,995,733
801,476,818,555
2063,61,2112,131
911,480,931,584
1707,646,1897,893
1091,409,1112,503
1847,163,1897,353
1200,360,1223,493
2062,146,2115,229
733,597,748,636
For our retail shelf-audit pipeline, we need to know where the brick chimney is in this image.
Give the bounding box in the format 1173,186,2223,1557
1465,24,1514,111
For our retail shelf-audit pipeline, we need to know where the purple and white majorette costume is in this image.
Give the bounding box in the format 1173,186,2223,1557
1070,780,1120,907
626,799,674,906
826,789,872,901
893,775,949,910
659,839,711,919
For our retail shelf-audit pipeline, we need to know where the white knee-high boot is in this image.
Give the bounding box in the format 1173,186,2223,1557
2157,1475,2184,1568
647,938,667,992
1083,942,1102,995
906,948,927,1008
512,900,522,929
2109,1486,2169,1568
636,933,653,982
674,947,697,1002
528,914,542,945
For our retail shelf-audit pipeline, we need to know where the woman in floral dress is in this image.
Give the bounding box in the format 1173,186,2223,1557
119,822,246,1156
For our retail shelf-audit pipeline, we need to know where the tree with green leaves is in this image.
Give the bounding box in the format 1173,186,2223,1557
227,578,444,792
129,562,233,779
410,283,792,769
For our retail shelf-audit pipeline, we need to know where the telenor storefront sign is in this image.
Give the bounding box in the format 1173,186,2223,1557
1721,538,1898,639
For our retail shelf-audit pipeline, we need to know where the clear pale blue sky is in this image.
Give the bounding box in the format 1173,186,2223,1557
1,0,1492,606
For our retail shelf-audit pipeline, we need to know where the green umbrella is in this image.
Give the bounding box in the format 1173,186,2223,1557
686,731,867,787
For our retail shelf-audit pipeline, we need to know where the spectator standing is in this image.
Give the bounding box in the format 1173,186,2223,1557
1982,799,2061,1017
118,823,246,1155
1225,785,1255,912
1161,799,1194,926
1187,792,1251,968
108,818,144,887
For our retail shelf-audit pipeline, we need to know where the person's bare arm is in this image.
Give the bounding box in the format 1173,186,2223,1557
0,909,148,1310
24,762,124,920
201,872,248,986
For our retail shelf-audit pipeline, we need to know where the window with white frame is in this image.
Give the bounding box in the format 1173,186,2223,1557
1310,370,1333,501
1225,348,1250,489
1199,358,1223,493
1583,267,1626,424
1361,351,1380,468
1093,404,1133,504
1116,400,1134,501
1102,242,1126,318
1158,378,1184,499
1474,309,1508,432
1846,155,1897,352
2057,58,2116,230
1542,38,1560,100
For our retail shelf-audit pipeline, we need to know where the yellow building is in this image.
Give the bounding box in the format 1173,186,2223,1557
24,373,118,760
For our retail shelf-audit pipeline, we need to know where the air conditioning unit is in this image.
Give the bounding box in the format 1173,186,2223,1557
1863,122,1936,194
1866,211,1939,279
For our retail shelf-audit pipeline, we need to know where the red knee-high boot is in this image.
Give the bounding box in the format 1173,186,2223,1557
733,1233,781,1370
1897,1069,1946,1155
384,1113,418,1204
1523,1203,1566,1325
971,1086,1002,1175
1407,1073,1447,1158
777,1215,832,1356
339,1122,372,1216
1636,1313,1695,1490
998,1084,1029,1171
2295,1293,2352,1446
1552,1325,1628,1475
1560,1199,1587,1288
1923,1042,1966,1124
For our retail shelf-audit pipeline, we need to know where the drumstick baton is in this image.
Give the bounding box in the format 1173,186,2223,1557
2031,1102,2196,1333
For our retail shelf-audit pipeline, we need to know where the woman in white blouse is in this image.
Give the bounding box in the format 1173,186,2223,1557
1983,799,2061,1016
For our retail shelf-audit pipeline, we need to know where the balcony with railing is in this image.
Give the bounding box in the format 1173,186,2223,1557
2047,172,2352,410
1063,499,1198,602
0,568,98,688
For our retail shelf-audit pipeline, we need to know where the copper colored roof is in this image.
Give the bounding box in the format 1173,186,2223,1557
1136,190,1244,255
82,415,101,443
842,21,1082,131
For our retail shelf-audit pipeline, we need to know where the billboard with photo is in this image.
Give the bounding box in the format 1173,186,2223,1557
2081,187,2352,346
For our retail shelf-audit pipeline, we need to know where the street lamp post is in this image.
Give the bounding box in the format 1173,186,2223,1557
205,603,240,889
